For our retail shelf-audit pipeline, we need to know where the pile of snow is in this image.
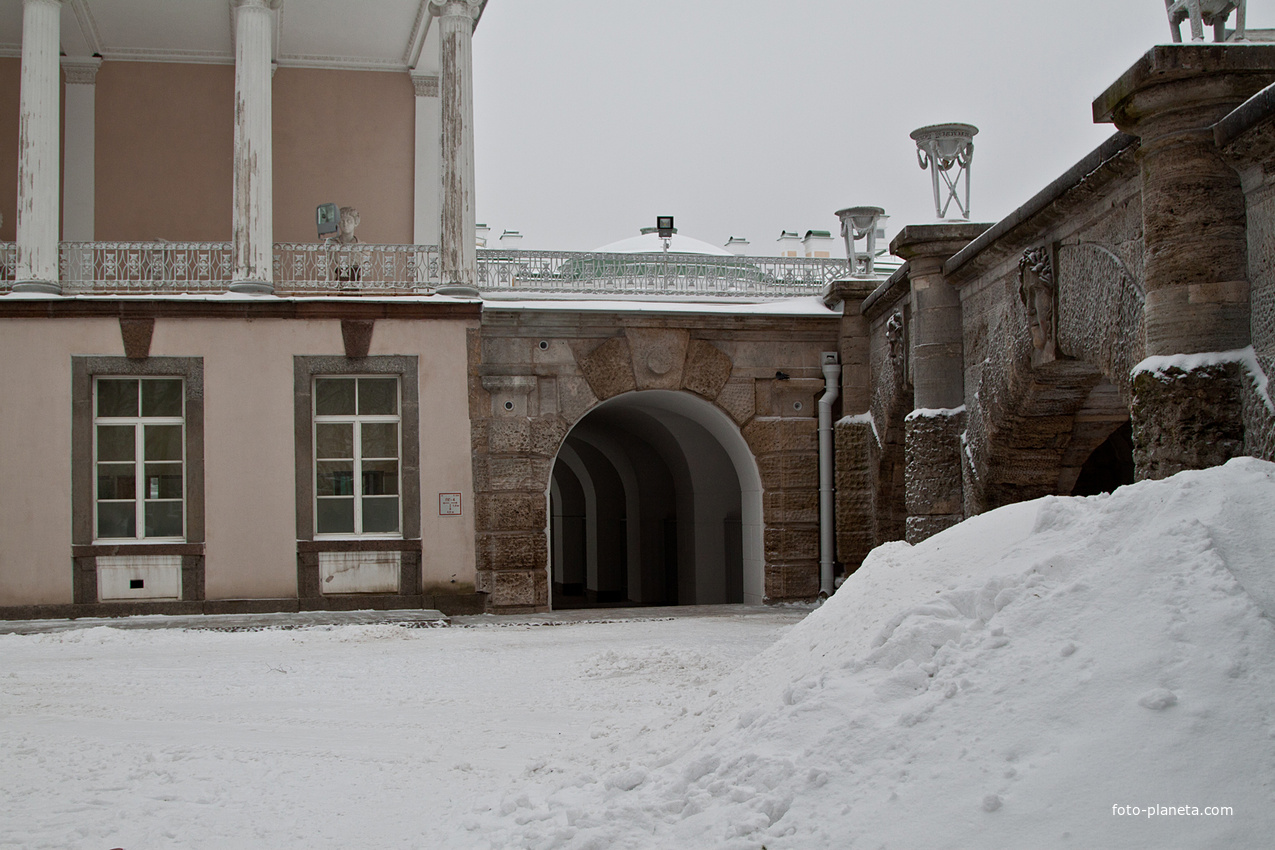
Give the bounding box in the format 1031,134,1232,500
473,458,1275,848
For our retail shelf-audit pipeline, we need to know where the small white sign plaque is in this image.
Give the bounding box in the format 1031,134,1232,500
439,493,462,516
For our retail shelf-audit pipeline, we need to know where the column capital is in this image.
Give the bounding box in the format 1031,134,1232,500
23,0,64,9
889,223,989,272
1094,44,1275,143
231,0,282,10
410,72,440,98
428,0,482,21
61,56,101,86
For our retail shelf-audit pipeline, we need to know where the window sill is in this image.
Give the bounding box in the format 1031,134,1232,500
298,539,421,553
74,542,204,557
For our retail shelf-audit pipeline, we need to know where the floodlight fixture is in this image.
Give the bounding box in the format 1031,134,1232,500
911,123,978,220
656,216,675,239
836,206,887,278
316,203,339,238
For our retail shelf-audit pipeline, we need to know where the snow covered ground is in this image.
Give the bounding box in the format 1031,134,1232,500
4,458,1275,848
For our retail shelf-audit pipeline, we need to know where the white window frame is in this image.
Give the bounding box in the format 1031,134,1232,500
312,375,404,539
92,377,186,543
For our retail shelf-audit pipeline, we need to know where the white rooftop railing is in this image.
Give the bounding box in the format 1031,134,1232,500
474,249,847,298
0,242,856,299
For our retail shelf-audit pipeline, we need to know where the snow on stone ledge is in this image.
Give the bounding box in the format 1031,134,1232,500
1134,347,1273,413
904,404,966,421
837,411,879,445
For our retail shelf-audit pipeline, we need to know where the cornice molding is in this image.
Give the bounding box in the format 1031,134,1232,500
411,73,440,97
61,56,102,85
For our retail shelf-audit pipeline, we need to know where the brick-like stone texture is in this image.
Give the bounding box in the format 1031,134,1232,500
1132,363,1245,480
835,419,876,573
530,416,571,457
905,411,965,543
474,492,547,533
557,376,600,424
763,489,818,525
743,417,817,455
626,327,690,390
764,562,820,600
715,378,756,425
764,525,819,563
682,339,734,400
757,453,819,491
119,317,155,359
487,569,548,609
906,514,962,543
575,336,637,400
476,532,549,572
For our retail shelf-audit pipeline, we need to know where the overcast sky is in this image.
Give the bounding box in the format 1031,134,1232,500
472,1,1275,254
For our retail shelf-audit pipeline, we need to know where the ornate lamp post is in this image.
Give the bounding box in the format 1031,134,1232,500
911,123,978,220
835,206,887,278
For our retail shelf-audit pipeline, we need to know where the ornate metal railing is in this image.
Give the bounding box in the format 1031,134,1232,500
474,249,847,298
3,242,855,299
59,242,233,294
274,243,439,293
0,242,14,285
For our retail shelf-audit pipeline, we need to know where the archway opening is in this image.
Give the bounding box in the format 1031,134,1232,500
1070,420,1135,496
1059,379,1135,497
548,390,763,609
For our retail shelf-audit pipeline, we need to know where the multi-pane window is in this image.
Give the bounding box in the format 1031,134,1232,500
314,376,401,536
94,378,185,541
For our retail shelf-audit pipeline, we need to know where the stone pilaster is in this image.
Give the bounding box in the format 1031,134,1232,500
411,72,442,247
834,416,876,573
429,0,481,295
891,223,986,541
904,408,966,543
13,0,63,294
825,277,877,572
229,0,280,294
1095,44,1275,477
62,57,101,243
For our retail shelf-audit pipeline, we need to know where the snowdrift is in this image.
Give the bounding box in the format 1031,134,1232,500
478,458,1275,848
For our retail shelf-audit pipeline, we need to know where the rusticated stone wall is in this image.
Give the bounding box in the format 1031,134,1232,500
1132,363,1246,480
950,142,1146,514
904,410,965,543
469,308,838,612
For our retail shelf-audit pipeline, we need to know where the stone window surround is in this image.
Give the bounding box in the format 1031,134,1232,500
71,356,206,605
293,356,422,599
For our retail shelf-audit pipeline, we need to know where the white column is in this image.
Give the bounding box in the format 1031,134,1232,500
411,72,442,247
229,0,279,294
13,0,63,294
62,58,101,243
429,0,481,295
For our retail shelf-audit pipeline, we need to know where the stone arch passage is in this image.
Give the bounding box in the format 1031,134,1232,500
548,390,764,609
964,241,1144,512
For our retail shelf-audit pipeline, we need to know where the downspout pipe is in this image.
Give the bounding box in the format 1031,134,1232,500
818,352,841,597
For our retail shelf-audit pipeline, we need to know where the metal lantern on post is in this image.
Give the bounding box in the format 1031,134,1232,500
911,123,978,220
836,206,887,278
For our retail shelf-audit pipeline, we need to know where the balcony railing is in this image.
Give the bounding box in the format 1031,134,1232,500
0,241,854,299
0,242,14,283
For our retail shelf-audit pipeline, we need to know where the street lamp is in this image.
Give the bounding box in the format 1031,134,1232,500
835,206,887,278
911,123,978,220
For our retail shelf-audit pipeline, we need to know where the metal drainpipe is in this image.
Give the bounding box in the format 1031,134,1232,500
818,352,841,597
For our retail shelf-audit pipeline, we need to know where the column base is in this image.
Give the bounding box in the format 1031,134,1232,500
228,279,275,295
10,280,62,295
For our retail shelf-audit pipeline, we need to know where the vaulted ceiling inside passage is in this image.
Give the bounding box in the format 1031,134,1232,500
0,0,486,71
